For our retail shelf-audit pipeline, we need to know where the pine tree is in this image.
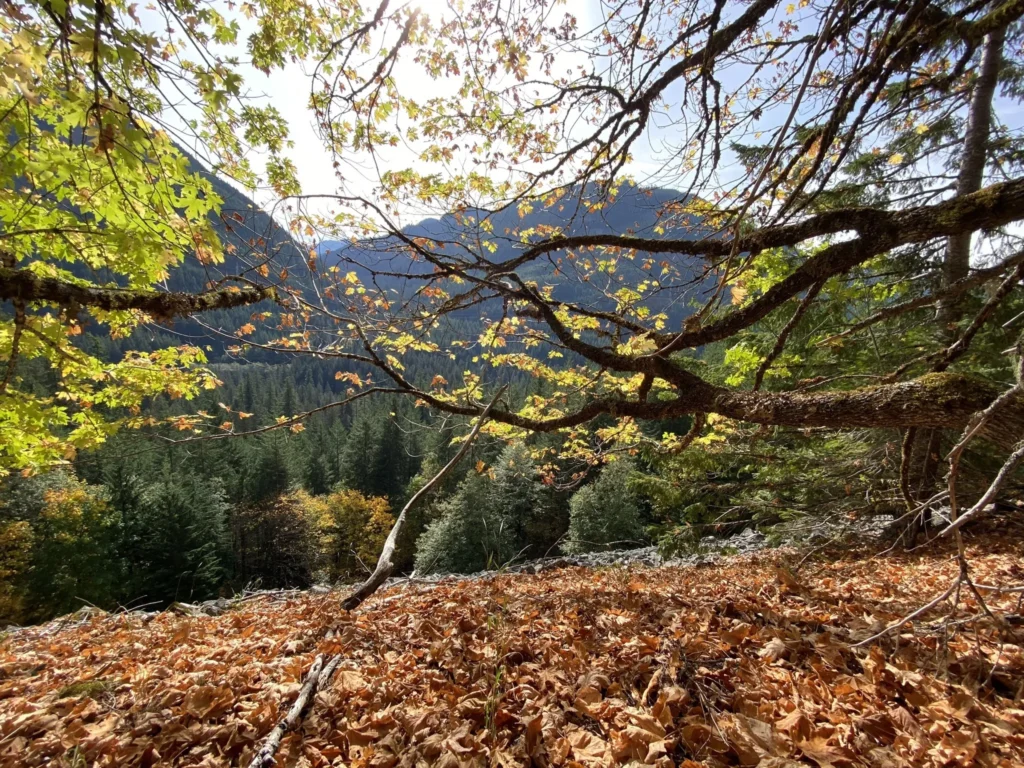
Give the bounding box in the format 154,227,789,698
414,471,513,574
230,494,318,590
489,442,555,560
367,417,411,502
338,413,375,494
124,476,230,606
279,380,297,418
304,451,333,496
564,461,646,554
242,442,291,504
240,375,256,415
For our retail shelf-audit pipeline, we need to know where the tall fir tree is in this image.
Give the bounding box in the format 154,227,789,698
125,475,230,606
564,461,646,554
490,443,556,560
414,471,513,574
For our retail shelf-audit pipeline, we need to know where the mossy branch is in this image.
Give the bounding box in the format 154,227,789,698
0,266,273,320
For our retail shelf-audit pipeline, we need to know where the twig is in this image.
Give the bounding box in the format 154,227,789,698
853,575,961,647
247,654,326,768
941,440,1024,538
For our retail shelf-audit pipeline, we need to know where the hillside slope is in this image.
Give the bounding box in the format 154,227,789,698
318,184,718,326
2,530,1022,767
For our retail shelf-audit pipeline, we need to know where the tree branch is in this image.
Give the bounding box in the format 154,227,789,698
0,266,273,319
339,386,507,611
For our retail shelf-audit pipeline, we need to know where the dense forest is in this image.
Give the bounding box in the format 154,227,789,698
0,172,709,624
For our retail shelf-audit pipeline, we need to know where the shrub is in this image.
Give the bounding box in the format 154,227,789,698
0,472,119,623
302,489,395,581
0,520,32,624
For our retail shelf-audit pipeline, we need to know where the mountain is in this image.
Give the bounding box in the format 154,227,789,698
316,184,717,325
127,161,717,361
103,150,306,361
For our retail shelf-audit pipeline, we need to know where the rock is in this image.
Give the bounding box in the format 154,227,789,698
384,514,891,585
166,602,201,617
199,598,232,616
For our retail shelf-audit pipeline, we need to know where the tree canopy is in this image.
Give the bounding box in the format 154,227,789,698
3,0,1024,484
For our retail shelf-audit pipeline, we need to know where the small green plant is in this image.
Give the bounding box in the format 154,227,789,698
484,664,506,738
57,680,115,699
64,746,88,768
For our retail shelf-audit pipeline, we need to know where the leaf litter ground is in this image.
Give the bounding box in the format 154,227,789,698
2,527,1023,767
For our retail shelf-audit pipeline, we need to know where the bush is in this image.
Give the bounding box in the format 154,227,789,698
0,472,119,623
0,520,32,624
301,489,395,581
564,461,646,554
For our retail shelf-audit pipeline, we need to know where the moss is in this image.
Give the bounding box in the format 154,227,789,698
57,680,115,699
914,372,998,406
816,372,996,406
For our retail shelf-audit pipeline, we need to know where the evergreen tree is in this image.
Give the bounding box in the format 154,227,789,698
414,472,512,574
392,420,465,572
303,451,333,496
338,413,375,494
242,442,291,504
124,476,230,606
240,375,256,415
279,380,297,418
563,461,646,554
489,442,556,560
367,417,412,502
230,495,318,590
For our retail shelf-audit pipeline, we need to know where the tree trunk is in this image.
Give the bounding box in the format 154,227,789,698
937,28,1005,332
907,27,1006,538
708,373,1021,437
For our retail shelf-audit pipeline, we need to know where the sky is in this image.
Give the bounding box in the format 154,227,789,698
164,0,696,227
158,0,1022,243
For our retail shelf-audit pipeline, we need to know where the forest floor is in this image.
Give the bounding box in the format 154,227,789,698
1,518,1023,768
